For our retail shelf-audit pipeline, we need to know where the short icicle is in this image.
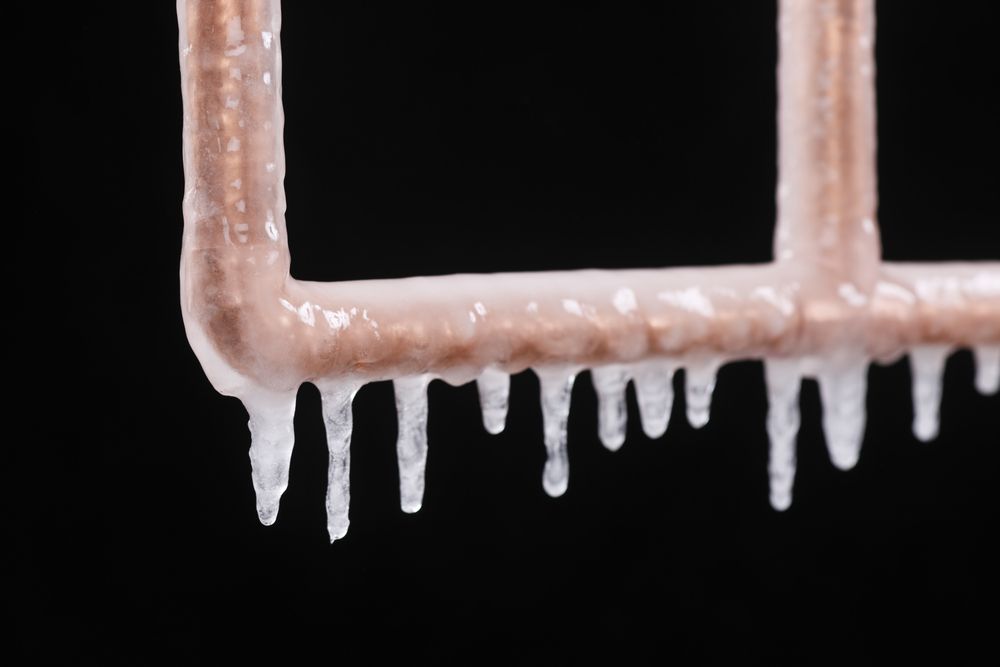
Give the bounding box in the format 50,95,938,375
318,380,360,542
909,346,950,442
537,368,577,497
591,365,629,451
974,345,1000,395
631,360,676,439
685,359,720,429
244,389,298,526
477,367,510,435
764,359,802,511
394,374,433,514
816,357,870,470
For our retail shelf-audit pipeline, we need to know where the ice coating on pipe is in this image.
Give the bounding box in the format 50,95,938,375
177,1,1000,541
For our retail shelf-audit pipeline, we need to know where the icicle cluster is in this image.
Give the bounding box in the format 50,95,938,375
242,346,999,542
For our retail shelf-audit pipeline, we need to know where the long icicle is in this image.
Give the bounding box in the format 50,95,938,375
245,389,297,526
537,368,577,497
765,359,802,511
319,380,360,541
394,375,433,514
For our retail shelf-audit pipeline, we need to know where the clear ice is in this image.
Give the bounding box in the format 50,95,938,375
319,380,359,542
236,348,1000,539
246,390,297,526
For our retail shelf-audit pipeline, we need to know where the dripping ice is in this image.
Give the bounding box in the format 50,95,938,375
240,345,998,541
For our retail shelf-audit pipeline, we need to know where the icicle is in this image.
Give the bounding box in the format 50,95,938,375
476,367,510,435
631,360,676,439
764,359,802,511
909,346,949,442
394,374,433,514
319,380,360,542
591,365,629,451
816,358,869,470
244,390,298,525
685,359,719,429
537,368,577,497
974,345,1000,395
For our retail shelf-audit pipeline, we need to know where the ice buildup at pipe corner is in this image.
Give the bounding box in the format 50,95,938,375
178,0,1000,542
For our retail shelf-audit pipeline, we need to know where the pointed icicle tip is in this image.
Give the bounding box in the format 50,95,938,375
319,380,360,543
770,490,793,512
328,522,350,543
257,502,280,526
245,390,297,529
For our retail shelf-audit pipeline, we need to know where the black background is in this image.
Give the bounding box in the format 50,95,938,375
16,1,999,663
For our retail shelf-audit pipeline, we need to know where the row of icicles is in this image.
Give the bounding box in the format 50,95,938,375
245,345,999,542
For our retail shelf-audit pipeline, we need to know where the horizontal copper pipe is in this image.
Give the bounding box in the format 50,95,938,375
177,0,998,537
179,0,998,400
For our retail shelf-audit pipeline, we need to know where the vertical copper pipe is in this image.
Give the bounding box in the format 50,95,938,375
179,0,298,390
775,0,880,293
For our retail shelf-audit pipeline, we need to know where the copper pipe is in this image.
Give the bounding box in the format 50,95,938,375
177,0,999,535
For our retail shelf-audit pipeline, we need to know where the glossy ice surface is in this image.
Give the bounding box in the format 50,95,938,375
178,0,1000,540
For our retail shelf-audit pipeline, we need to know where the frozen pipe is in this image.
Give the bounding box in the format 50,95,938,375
178,0,1000,539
